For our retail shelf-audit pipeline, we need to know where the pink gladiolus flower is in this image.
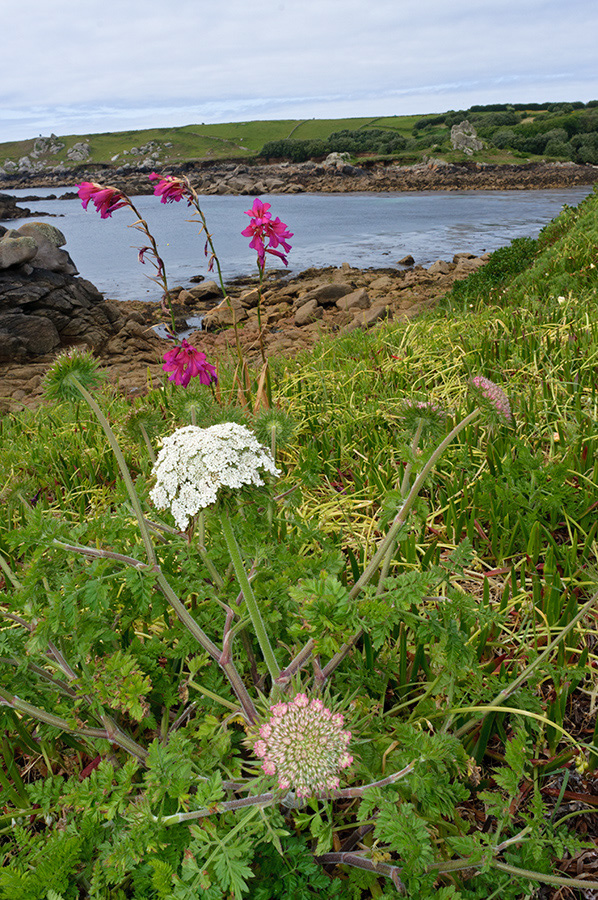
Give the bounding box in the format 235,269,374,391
242,197,293,268
149,172,192,204
78,182,129,218
162,340,217,388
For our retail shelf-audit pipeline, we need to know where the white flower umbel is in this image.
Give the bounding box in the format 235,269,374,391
150,422,280,529
151,422,282,680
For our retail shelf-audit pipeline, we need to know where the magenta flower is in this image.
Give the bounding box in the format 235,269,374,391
78,182,130,218
242,197,293,268
470,375,513,423
253,693,353,797
149,172,192,204
162,340,218,388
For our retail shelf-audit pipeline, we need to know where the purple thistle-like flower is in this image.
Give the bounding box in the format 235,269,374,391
253,693,353,798
470,375,513,423
162,339,217,388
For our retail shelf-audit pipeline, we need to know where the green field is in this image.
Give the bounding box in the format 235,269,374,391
3,101,597,171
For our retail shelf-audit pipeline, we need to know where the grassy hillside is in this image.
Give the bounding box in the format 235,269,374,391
2,101,597,173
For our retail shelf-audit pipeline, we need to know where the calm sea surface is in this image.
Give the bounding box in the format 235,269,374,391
2,185,594,302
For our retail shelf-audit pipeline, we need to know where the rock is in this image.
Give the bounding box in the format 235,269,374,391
453,252,476,262
323,152,351,169
32,136,65,156
239,288,261,309
336,288,370,311
67,142,91,161
427,260,451,275
0,311,60,359
299,282,354,307
0,193,31,220
16,222,78,275
0,262,125,361
0,233,38,268
183,279,223,301
368,275,394,291
202,297,248,330
450,121,484,156
294,298,323,326
397,255,415,266
343,303,390,333
453,256,487,278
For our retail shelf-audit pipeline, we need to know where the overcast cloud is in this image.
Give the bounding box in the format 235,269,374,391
2,0,597,142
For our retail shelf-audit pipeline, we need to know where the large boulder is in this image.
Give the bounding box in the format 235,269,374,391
450,121,484,155
15,222,78,275
0,233,38,268
0,222,128,361
0,194,31,220
0,265,125,361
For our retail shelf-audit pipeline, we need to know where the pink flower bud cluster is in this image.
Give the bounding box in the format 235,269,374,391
470,375,513,423
253,693,353,798
403,399,446,416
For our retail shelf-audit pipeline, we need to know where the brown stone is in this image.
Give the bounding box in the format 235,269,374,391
336,288,370,311
294,298,323,326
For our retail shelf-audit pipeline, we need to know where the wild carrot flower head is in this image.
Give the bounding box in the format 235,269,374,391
78,182,130,218
43,347,106,402
253,693,353,798
162,339,217,388
402,398,446,434
241,197,293,268
150,423,280,528
149,172,193,205
470,376,513,424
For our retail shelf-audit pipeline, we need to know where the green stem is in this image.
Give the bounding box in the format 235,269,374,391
186,186,246,368
400,419,424,498
350,409,480,599
138,422,156,464
316,853,405,893
0,687,148,763
220,512,280,681
0,551,22,590
155,792,277,826
127,199,178,337
256,263,267,365
156,572,257,721
70,377,156,566
456,587,598,737
334,762,415,799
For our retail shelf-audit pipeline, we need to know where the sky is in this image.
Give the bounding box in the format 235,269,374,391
2,0,597,143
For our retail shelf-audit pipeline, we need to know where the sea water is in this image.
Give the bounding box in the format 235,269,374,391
2,185,594,302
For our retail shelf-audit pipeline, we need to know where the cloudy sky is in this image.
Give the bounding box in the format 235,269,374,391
2,0,597,143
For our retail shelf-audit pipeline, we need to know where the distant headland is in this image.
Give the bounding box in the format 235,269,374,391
1,103,598,194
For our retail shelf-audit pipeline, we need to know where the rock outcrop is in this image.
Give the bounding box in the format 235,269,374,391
450,120,484,155
2,159,597,197
0,193,33,220
0,249,491,411
0,221,147,363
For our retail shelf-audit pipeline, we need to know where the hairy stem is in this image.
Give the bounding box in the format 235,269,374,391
70,377,156,566
350,409,480,599
220,512,280,681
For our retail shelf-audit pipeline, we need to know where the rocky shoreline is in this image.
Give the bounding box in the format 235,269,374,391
0,250,486,413
2,157,596,413
1,158,597,198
